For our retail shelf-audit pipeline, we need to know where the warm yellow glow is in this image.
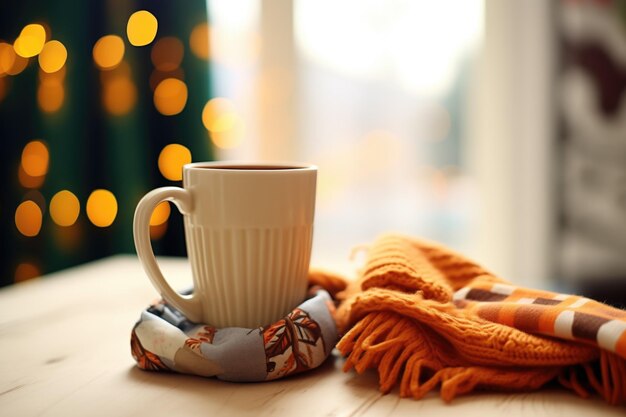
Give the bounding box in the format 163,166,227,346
209,111,238,133
158,144,191,181
210,118,244,149
151,37,183,71
201,97,234,130
6,55,28,75
150,221,168,240
0,42,15,74
150,201,171,226
18,165,45,189
15,262,41,282
38,81,64,113
50,190,80,227
15,200,43,237
14,24,46,58
21,140,49,177
0,42,28,76
38,40,67,73
103,76,137,116
86,189,118,227
153,78,187,115
189,23,209,60
210,131,241,150
127,10,158,47
202,97,244,149
93,35,125,70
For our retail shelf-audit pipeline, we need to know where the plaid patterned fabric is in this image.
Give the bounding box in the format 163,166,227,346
454,283,626,359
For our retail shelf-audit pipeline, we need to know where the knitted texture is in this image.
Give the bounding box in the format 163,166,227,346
335,234,626,405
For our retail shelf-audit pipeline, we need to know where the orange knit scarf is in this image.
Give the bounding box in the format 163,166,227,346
312,234,626,405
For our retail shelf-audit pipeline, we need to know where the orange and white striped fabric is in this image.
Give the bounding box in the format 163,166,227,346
454,283,626,359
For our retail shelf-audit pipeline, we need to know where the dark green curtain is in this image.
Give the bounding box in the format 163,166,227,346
0,0,213,286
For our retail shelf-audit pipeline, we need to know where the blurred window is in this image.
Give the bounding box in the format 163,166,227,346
209,0,484,268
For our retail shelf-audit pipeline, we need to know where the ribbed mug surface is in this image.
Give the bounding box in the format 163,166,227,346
187,225,313,328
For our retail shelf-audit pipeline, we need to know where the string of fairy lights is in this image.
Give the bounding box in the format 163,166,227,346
1,9,245,282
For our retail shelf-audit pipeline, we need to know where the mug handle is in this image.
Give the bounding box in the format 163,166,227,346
133,187,203,322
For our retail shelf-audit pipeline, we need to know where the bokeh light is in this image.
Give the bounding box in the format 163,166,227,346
189,23,209,60
93,35,125,70
38,80,64,113
153,78,187,115
15,200,43,237
6,55,28,75
102,76,137,116
150,221,168,240
38,40,67,73
13,24,46,58
127,10,158,47
86,189,118,227
18,165,45,189
0,42,16,75
14,262,41,283
210,114,245,149
151,37,183,71
207,111,238,134
158,144,191,181
202,97,244,149
0,42,28,76
50,190,80,227
21,140,49,177
150,201,171,226
201,97,234,130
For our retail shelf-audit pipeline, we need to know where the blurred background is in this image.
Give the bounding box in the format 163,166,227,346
1,0,625,305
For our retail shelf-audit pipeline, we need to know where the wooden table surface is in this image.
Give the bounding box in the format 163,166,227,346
0,256,623,416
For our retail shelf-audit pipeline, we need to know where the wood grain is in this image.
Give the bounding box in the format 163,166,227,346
0,256,623,416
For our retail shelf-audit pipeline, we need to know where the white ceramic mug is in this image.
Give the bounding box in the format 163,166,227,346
133,161,317,328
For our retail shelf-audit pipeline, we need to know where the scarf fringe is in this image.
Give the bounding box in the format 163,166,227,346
337,311,626,405
558,351,626,405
